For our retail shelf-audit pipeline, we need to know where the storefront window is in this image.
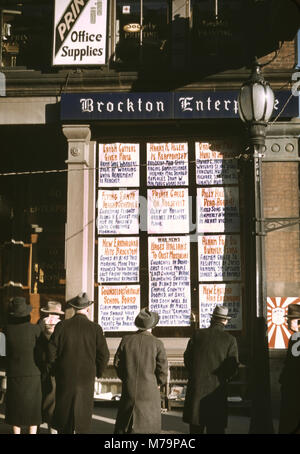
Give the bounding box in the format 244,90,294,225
114,0,170,68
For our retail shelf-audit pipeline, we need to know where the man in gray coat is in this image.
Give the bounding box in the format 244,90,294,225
48,293,109,434
183,305,239,434
114,308,168,434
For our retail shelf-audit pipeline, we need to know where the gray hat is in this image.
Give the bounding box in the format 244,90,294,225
285,304,300,319
41,301,64,315
135,308,159,330
68,292,93,310
9,297,32,318
211,305,231,320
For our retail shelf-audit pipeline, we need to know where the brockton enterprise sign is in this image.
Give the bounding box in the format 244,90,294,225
61,91,298,120
53,0,107,66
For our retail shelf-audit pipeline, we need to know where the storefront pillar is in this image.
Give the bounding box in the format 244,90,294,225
62,125,96,318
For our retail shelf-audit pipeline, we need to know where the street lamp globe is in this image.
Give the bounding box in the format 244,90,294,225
238,61,275,146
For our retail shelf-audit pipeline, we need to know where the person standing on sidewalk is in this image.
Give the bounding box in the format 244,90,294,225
278,303,300,434
37,301,65,434
48,293,109,434
4,297,43,434
114,308,168,434
183,305,239,434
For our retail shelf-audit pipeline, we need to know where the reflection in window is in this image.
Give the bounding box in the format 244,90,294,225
115,0,170,68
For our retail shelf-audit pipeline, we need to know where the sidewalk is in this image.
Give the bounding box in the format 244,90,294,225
0,401,278,434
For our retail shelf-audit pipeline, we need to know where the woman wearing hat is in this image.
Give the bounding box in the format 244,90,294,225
37,301,65,434
4,296,43,434
113,308,168,434
278,303,300,434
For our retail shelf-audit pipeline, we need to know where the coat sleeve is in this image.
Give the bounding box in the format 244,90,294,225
113,338,125,381
95,325,109,378
223,336,239,381
155,341,168,386
184,335,194,374
47,321,63,376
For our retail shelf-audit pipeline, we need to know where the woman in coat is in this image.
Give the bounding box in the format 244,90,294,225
114,308,168,434
5,297,43,434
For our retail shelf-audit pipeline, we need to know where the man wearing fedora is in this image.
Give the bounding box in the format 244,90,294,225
278,303,300,434
37,301,65,434
114,308,168,434
48,293,109,434
183,305,239,434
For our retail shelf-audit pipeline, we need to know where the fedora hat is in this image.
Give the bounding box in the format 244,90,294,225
285,304,300,319
9,297,32,318
135,308,159,330
41,301,64,315
211,305,231,320
68,292,93,310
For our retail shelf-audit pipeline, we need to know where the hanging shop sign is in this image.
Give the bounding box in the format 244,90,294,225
98,285,140,332
199,283,242,330
149,236,191,327
267,297,300,349
147,142,189,187
97,189,139,234
98,237,139,283
61,90,298,120
53,0,108,65
197,186,240,233
147,188,190,234
195,141,238,186
198,234,241,282
98,143,139,187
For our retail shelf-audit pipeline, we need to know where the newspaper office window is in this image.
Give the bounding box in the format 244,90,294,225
115,0,170,68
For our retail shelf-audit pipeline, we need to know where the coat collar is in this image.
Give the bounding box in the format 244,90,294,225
210,322,226,331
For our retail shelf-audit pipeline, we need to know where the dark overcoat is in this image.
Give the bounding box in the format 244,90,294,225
279,332,300,434
5,318,43,426
114,331,168,434
183,323,239,428
48,313,109,433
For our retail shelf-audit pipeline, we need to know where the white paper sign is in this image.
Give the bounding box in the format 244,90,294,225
98,285,140,331
195,142,238,186
149,236,191,326
53,0,107,65
97,189,139,234
197,187,240,233
99,143,139,187
98,237,139,282
198,235,241,281
147,142,188,186
199,283,242,330
147,188,190,234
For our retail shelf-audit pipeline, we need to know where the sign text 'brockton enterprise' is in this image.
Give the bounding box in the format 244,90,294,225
60,90,298,120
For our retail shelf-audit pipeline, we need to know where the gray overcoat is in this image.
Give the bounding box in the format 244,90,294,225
48,313,109,433
183,322,239,428
114,331,168,434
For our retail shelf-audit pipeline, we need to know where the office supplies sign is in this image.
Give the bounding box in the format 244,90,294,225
53,0,108,65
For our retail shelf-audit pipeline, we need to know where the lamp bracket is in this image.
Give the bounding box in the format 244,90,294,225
256,217,300,233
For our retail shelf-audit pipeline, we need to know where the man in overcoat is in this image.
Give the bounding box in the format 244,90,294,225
114,308,168,434
278,303,300,434
183,305,239,434
48,293,109,434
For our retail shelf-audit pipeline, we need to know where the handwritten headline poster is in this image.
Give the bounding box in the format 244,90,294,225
199,283,242,330
98,285,140,331
149,236,191,326
267,297,300,348
99,143,139,187
147,188,189,233
97,189,139,234
198,235,241,281
147,142,188,186
197,187,240,233
195,142,238,186
98,237,139,282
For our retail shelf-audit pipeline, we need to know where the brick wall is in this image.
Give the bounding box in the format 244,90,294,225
262,162,300,295
259,39,297,70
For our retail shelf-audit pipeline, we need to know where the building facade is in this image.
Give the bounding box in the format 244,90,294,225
0,0,299,422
